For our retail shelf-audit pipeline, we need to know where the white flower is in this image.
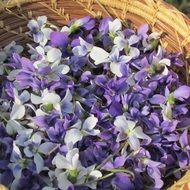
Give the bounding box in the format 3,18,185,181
143,32,161,52
114,32,140,51
10,88,30,120
31,89,61,115
72,37,93,57
64,115,99,145
161,102,173,121
108,18,122,34
52,149,102,190
27,16,53,46
90,47,132,77
89,46,110,65
114,115,151,151
33,46,70,76
152,46,171,75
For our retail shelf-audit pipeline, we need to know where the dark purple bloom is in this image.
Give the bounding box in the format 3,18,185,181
112,173,134,190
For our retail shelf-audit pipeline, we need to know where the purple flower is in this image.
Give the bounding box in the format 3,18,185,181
50,31,69,47
112,173,134,190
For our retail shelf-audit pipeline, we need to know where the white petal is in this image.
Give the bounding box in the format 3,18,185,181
126,120,136,131
114,115,128,132
128,135,140,151
31,93,42,104
13,88,21,105
109,19,122,33
36,46,45,55
38,142,57,155
162,66,169,76
128,35,140,45
63,89,72,102
36,108,47,116
82,115,98,131
110,62,122,77
52,153,71,170
27,20,38,30
89,46,109,65
156,45,163,59
90,170,102,179
47,48,62,63
113,36,126,51
60,64,70,74
84,129,100,136
128,47,140,58
79,37,93,50
34,153,44,173
31,133,42,145
72,46,87,57
64,128,83,145
61,26,71,35
6,120,23,135
57,172,72,190
159,58,171,66
71,152,80,169
42,187,55,190
66,148,79,164
42,92,61,105
10,103,25,120
42,28,53,40
134,126,151,143
19,90,30,103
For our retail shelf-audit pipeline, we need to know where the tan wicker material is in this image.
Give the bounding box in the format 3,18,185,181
0,0,190,189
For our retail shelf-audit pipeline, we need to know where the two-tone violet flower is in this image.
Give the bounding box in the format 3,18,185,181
114,115,151,151
52,148,102,190
64,115,100,145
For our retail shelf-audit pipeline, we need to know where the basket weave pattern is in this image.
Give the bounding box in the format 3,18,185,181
0,0,190,189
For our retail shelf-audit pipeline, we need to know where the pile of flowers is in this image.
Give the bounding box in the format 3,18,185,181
0,16,190,190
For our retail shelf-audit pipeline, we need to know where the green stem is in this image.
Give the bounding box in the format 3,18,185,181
0,114,8,123
83,172,114,186
107,168,134,179
165,165,190,177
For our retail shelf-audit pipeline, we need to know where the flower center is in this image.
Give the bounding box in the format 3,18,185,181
68,169,79,183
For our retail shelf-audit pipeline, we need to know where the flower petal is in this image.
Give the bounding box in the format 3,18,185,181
47,48,62,63
38,142,57,155
64,128,83,145
108,19,122,33
174,85,190,100
89,46,109,65
10,103,25,120
34,153,44,173
57,172,72,190
31,94,42,104
128,135,140,151
110,62,122,77
50,31,68,47
82,115,98,131
52,153,71,170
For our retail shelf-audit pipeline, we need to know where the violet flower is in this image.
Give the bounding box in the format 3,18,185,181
114,115,151,151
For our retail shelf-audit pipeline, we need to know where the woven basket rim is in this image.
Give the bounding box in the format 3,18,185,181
0,1,190,189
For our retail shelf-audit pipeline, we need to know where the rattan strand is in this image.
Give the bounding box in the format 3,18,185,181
0,0,190,189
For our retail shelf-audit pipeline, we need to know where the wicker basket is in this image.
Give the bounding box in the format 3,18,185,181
0,0,190,189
